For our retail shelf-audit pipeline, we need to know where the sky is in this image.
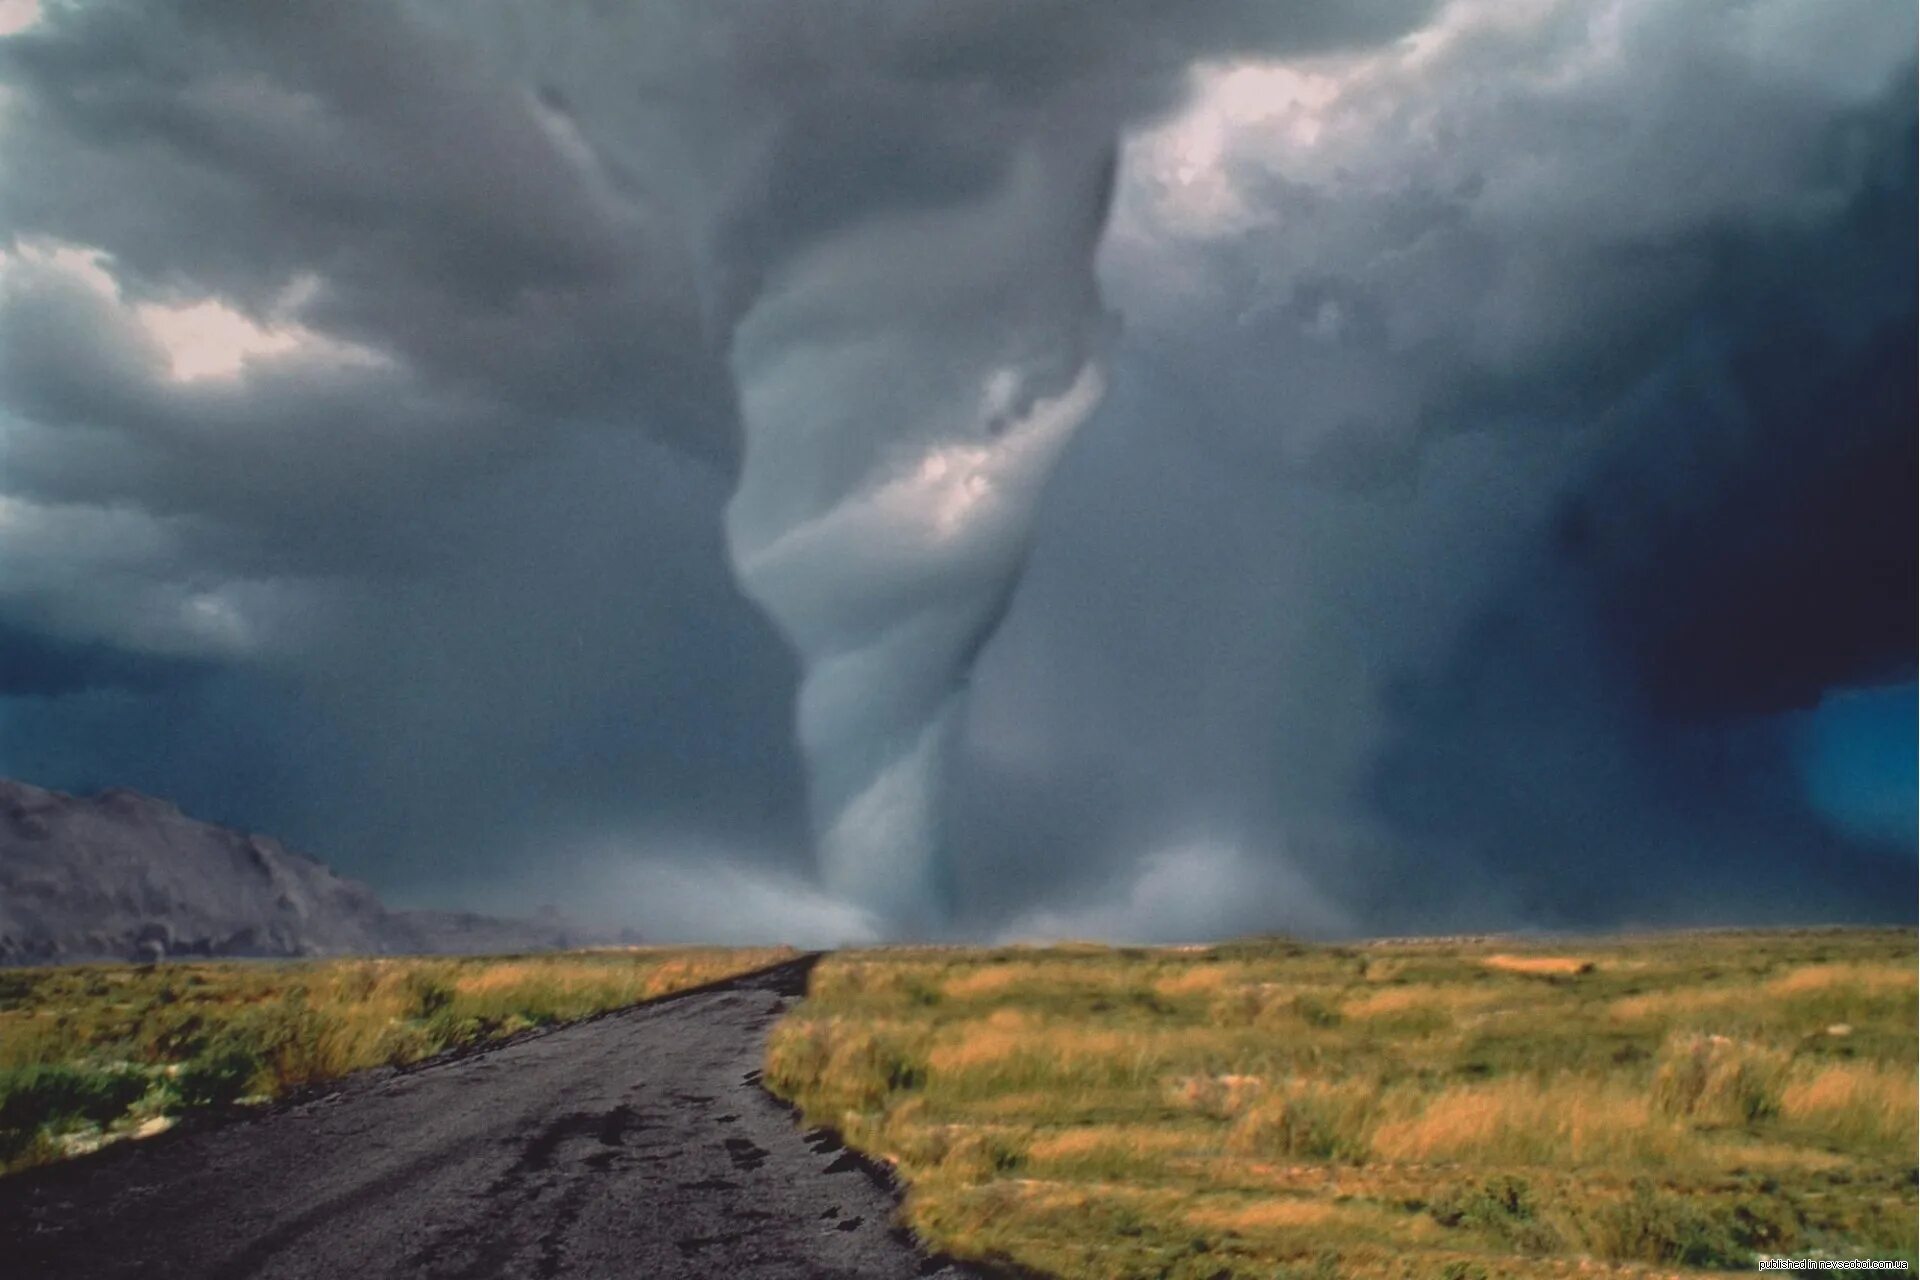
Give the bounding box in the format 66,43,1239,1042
0,0,1913,944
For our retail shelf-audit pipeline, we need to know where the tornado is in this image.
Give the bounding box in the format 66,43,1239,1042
717,130,1115,929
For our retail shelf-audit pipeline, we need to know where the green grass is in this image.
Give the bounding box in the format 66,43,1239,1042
0,946,790,1172
764,929,1918,1279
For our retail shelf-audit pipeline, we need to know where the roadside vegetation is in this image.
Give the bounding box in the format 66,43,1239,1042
765,929,1917,1279
0,946,789,1172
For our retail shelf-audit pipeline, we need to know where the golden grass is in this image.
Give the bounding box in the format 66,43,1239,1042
941,967,1027,999
1780,1061,1918,1151
1340,986,1430,1018
765,928,1918,1280
1482,954,1595,977
924,1018,1255,1097
1766,961,1917,997
1369,1076,1684,1166
1340,983,1513,1028
927,1025,1029,1074
1606,987,1743,1023
1152,965,1238,997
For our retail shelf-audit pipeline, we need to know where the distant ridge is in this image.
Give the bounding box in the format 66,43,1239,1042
0,777,613,965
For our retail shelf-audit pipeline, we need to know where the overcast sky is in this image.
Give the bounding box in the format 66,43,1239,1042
1,0,1913,943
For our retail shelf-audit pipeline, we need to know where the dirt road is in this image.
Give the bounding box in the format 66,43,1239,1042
0,956,983,1279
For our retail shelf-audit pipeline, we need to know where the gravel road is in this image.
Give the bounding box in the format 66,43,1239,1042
0,956,984,1279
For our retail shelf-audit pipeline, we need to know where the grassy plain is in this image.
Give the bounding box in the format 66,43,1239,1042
765,929,1918,1279
0,946,789,1171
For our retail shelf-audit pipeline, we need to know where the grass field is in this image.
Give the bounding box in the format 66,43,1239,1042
765,929,1918,1279
0,946,790,1172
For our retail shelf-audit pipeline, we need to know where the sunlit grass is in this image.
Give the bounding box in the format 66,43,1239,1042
1780,1061,1918,1154
0,946,789,1172
1481,954,1595,978
765,929,1917,1279
1369,1075,1685,1167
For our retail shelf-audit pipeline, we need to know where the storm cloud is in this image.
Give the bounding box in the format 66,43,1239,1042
0,0,1911,940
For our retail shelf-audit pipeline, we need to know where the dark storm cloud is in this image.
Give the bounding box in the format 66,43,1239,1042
955,0,1916,937
1350,133,1917,927
0,0,783,922
0,619,211,697
0,0,1911,940
1588,275,1917,720
0,424,810,917
1,0,730,453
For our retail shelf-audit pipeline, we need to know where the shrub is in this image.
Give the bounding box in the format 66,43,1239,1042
1291,994,1343,1028
375,1021,438,1068
140,1006,211,1063
406,971,457,1020
170,1041,264,1110
0,1063,149,1158
424,1008,486,1050
238,998,358,1090
1589,1178,1746,1268
1729,1195,1800,1255
1429,1174,1561,1253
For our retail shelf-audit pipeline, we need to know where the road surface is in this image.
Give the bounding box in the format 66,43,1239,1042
0,956,986,1279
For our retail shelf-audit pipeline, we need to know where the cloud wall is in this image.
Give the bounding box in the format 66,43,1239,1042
0,1,1909,941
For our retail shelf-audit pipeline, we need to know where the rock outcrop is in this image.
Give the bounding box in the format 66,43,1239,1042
0,778,605,965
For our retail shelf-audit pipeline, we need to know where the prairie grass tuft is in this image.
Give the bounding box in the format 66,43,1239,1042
1650,1033,1790,1125
1227,1078,1378,1162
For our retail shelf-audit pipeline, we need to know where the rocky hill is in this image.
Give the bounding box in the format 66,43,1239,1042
0,778,604,965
